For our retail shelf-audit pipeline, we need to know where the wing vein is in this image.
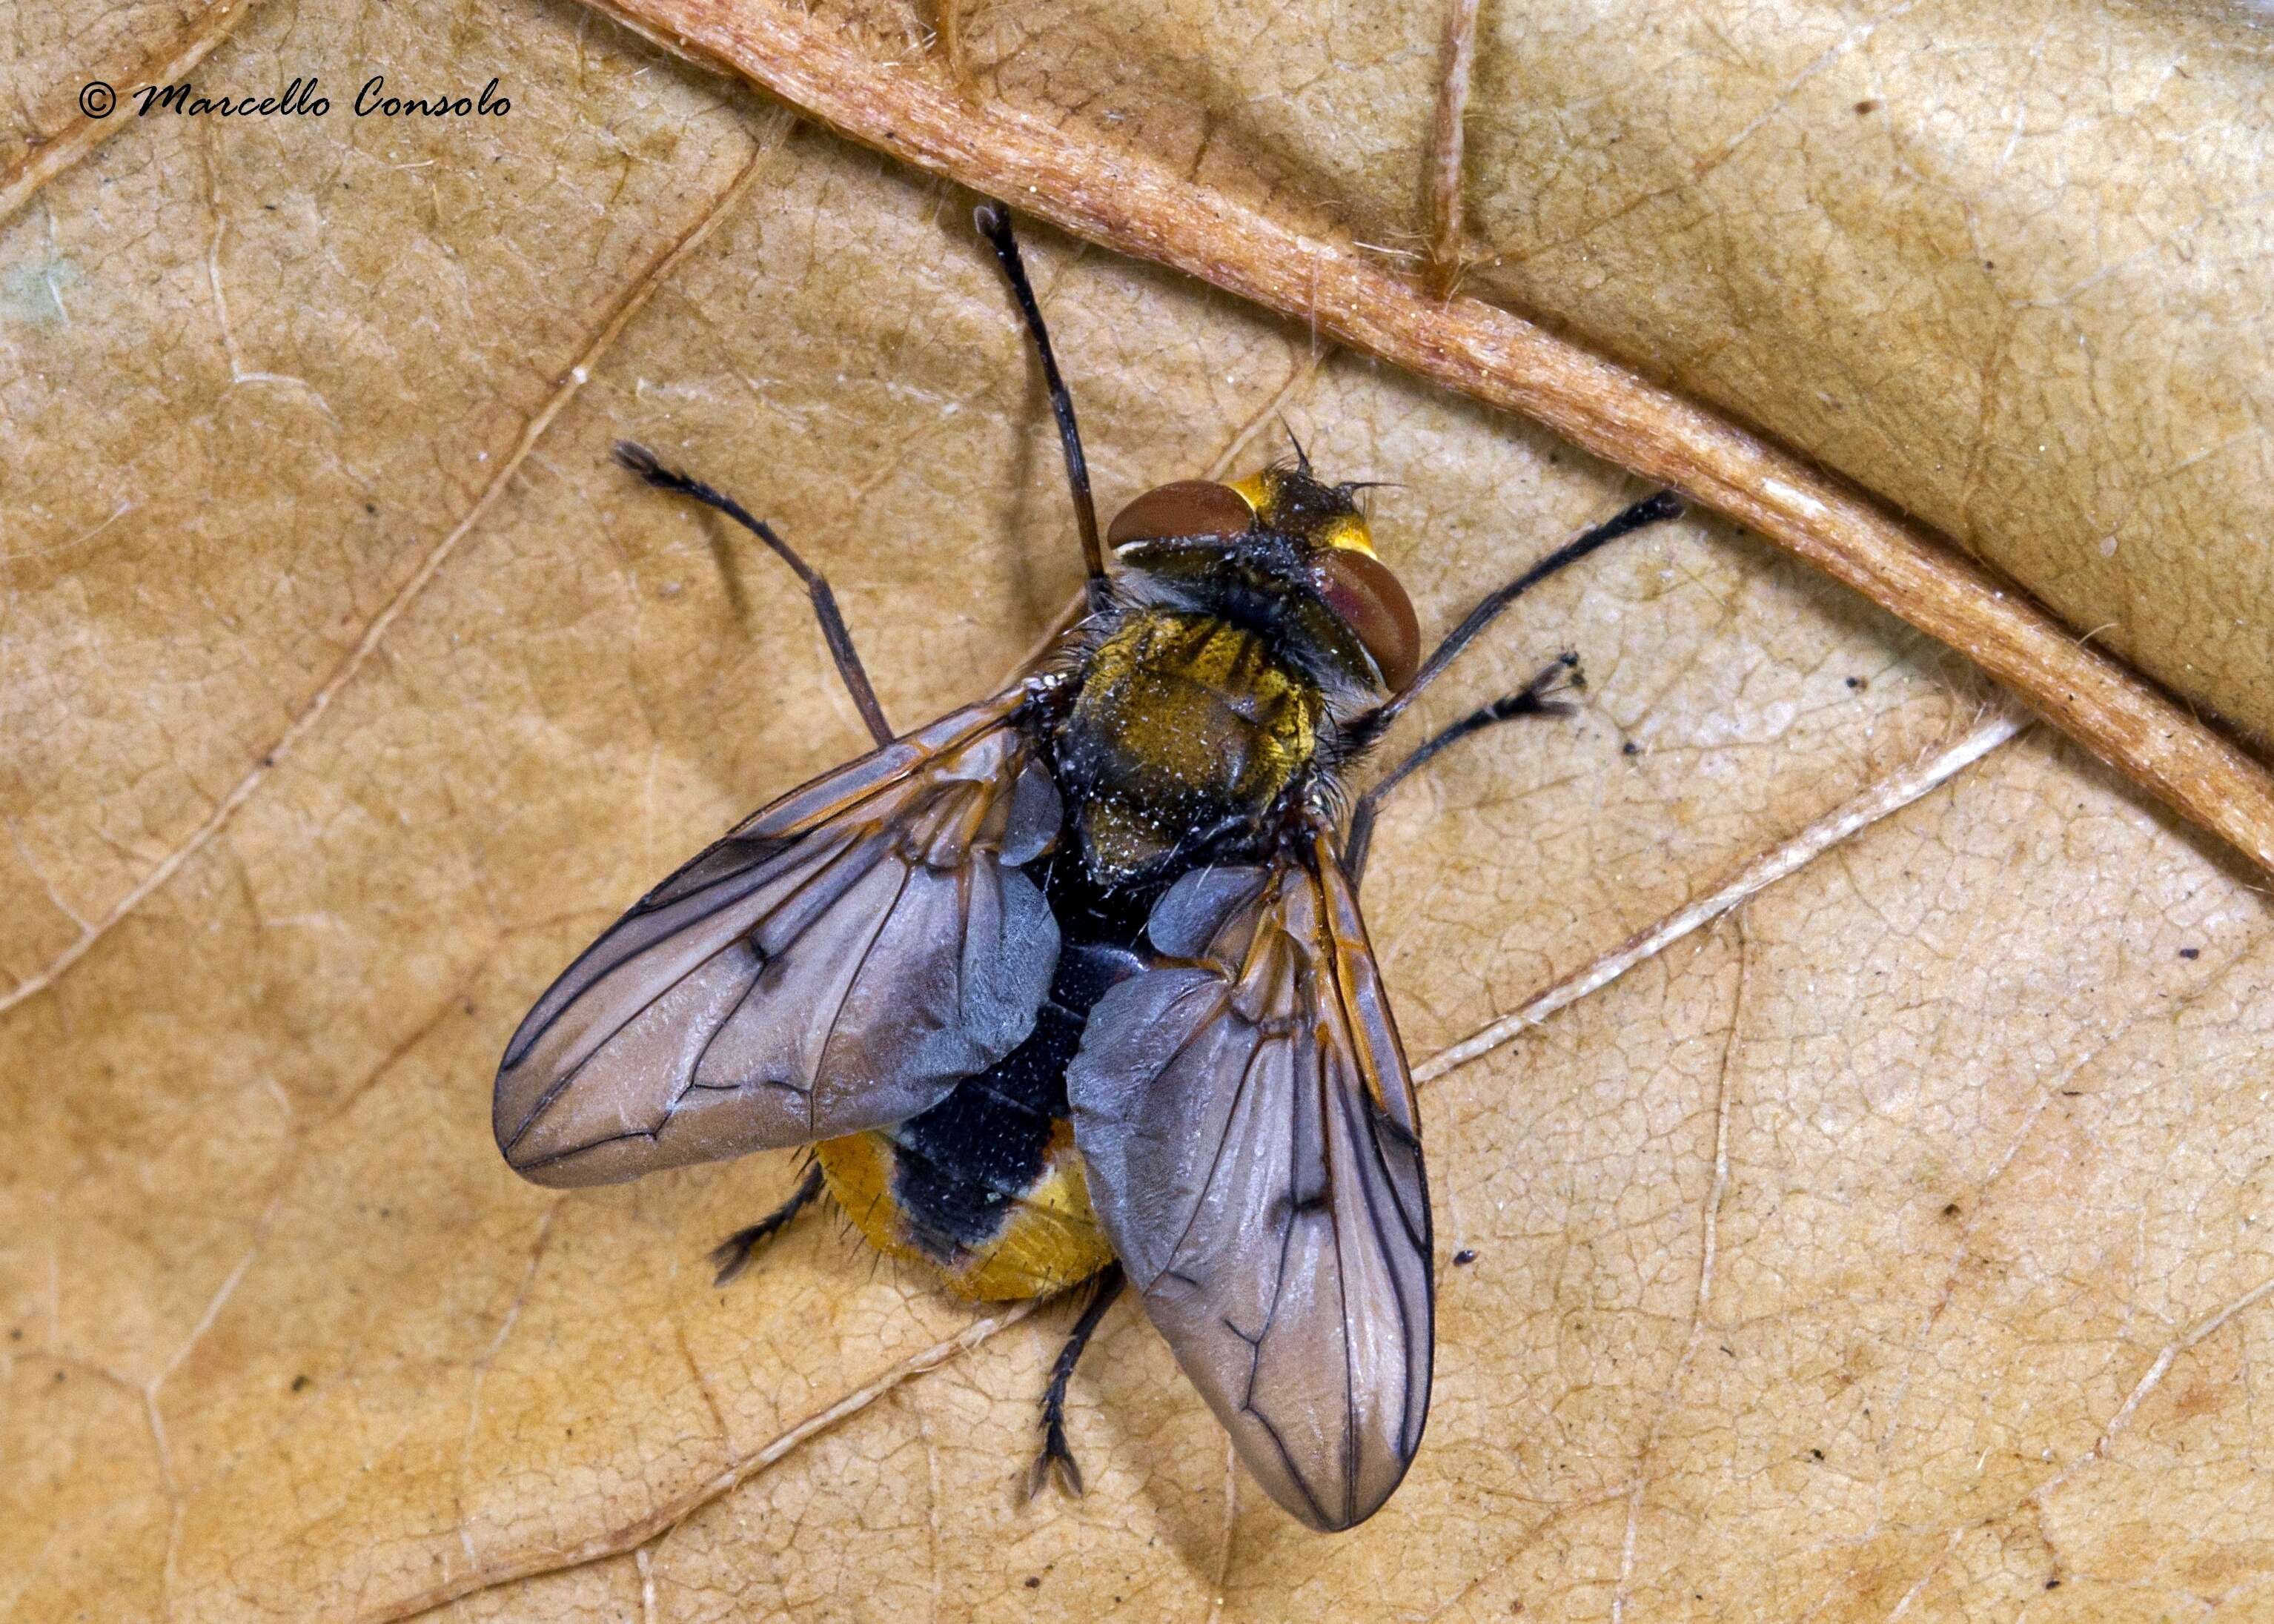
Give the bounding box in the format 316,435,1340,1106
495,700,1060,1186
1160,991,1267,1279
508,828,873,1150
1242,1170,1334,1531
1320,1040,1362,1531
806,855,916,1140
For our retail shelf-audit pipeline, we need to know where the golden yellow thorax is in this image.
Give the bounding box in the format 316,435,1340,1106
1062,611,1323,879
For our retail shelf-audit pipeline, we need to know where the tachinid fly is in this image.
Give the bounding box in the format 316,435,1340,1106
491,203,1682,1531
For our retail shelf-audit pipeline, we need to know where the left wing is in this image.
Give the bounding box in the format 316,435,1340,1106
1066,829,1431,1531
494,690,1061,1187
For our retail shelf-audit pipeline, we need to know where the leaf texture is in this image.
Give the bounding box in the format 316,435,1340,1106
3,0,2271,1619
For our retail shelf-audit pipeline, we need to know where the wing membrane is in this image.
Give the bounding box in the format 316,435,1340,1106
495,690,1062,1187
1067,831,1431,1531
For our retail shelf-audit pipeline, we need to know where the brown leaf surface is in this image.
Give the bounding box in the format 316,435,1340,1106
3,1,2270,1620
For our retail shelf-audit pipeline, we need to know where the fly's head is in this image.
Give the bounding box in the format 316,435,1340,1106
1104,458,1419,700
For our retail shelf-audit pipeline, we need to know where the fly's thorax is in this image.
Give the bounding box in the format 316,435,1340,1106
1109,534,1383,715
1055,609,1324,884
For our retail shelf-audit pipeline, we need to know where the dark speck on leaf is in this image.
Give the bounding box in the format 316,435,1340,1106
1453,1248,1478,1266
1855,99,1880,114
1622,740,1641,756
2181,947,2201,959
1024,1577,1041,1590
1810,1448,1824,1460
291,1373,311,1393
1942,1202,1961,1218
1846,675,1867,691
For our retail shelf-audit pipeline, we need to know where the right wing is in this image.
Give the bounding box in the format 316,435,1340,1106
494,690,1062,1187
1066,832,1432,1531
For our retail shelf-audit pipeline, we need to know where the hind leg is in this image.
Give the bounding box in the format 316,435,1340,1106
710,1161,827,1287
1026,1264,1126,1498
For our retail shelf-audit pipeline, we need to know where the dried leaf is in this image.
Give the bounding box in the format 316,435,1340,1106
3,0,2270,1620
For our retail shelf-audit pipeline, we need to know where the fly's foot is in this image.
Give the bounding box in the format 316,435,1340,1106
1026,1418,1087,1500
1509,651,1583,717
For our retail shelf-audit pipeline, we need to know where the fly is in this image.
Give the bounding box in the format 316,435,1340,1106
491,203,1683,1531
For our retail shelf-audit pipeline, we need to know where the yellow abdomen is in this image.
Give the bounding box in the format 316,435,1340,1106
815,1119,1116,1302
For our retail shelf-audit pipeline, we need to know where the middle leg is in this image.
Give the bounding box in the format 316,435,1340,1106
614,441,895,747
1343,654,1584,886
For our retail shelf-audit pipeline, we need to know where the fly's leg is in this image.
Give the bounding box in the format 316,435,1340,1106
1336,489,1686,883
1343,654,1582,886
613,442,894,746
1346,491,1683,758
972,204,1107,601
1026,1263,1126,1499
710,1162,828,1287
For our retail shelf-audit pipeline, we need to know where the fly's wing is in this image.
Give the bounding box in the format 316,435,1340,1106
494,689,1062,1187
1066,829,1431,1531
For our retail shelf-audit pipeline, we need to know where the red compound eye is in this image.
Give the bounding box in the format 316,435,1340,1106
1106,480,1256,548
1315,548,1419,692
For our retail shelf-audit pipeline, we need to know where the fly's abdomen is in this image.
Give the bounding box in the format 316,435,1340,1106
1057,610,1323,881
813,943,1140,1301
